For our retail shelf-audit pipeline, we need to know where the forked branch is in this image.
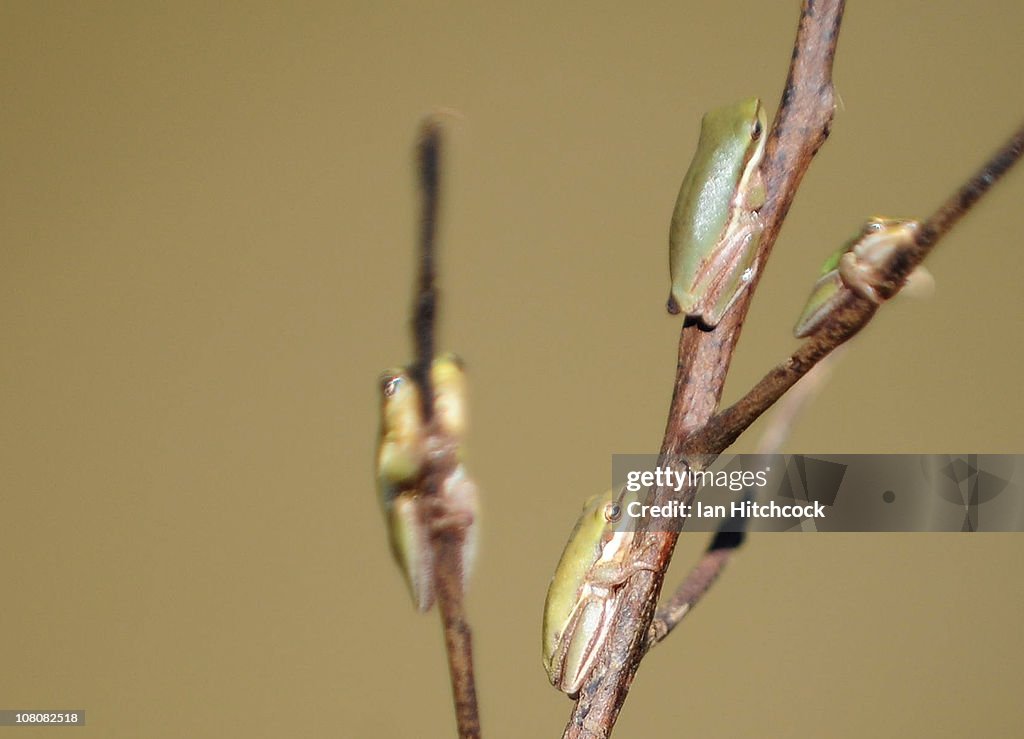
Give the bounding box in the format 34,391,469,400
564,2,845,736
646,350,843,648
564,1,1024,736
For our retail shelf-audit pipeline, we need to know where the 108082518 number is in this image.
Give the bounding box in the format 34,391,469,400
13,712,81,723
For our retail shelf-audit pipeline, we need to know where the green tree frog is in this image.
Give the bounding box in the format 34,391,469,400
794,217,930,337
542,489,656,697
375,356,478,613
667,97,768,327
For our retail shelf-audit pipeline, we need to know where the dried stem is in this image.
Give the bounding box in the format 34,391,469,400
410,120,441,422
563,2,845,736
409,117,481,739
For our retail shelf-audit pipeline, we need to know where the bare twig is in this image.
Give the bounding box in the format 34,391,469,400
642,544,733,649
697,117,1024,455
409,117,481,739
751,348,842,457
563,3,845,736
410,120,441,421
646,351,843,648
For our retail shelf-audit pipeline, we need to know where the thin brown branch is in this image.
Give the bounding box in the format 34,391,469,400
423,446,481,739
408,117,481,739
643,543,733,648
752,348,843,456
697,116,1024,455
410,118,441,422
646,351,843,648
563,3,845,737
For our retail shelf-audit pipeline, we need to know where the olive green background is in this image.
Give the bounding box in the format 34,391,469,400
2,2,1022,737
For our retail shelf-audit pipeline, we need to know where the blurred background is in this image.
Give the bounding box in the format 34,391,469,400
2,2,1022,736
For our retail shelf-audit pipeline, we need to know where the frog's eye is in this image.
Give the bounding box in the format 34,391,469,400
381,374,404,397
604,502,622,524
751,118,763,141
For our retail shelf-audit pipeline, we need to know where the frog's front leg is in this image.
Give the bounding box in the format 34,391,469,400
426,464,478,532
837,252,884,303
586,553,659,589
